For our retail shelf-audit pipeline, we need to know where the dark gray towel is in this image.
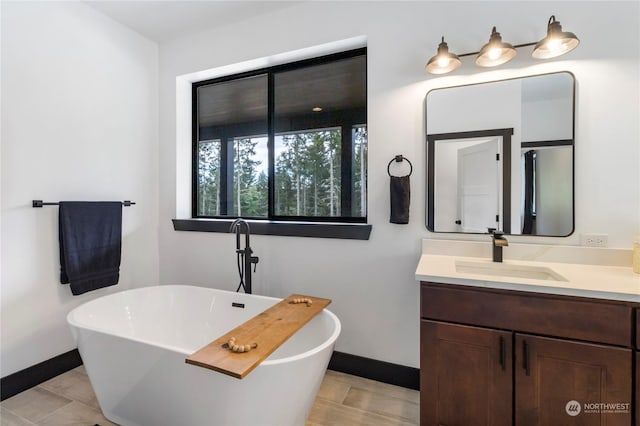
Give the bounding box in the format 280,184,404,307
390,175,410,224
59,202,122,295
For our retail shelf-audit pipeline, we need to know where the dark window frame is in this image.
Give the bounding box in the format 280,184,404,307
179,47,371,239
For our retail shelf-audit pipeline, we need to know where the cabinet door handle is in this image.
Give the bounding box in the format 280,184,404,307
523,340,531,376
499,336,506,371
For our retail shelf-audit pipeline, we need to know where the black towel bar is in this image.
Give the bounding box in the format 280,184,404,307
32,200,136,208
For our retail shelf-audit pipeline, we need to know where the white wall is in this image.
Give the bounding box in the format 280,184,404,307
1,1,159,376
426,79,522,134
158,1,639,368
522,97,573,141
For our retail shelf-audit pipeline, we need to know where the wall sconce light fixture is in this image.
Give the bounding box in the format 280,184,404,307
476,27,517,67
425,15,579,75
425,37,462,74
532,15,580,59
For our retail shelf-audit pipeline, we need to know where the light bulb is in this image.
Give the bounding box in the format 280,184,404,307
488,48,501,60
437,56,450,67
547,38,562,51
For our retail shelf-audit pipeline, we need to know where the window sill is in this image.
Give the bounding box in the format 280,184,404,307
172,219,372,240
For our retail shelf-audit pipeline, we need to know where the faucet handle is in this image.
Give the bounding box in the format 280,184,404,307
488,228,505,238
251,256,259,272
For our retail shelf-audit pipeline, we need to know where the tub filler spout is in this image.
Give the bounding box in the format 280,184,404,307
229,218,259,294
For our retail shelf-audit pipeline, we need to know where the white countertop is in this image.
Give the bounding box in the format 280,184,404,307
415,240,640,303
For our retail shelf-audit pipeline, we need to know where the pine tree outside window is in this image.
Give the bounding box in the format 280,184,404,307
193,49,367,223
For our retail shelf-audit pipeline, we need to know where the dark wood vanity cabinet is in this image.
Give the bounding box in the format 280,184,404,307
636,309,640,424
514,334,631,425
420,282,636,426
420,320,512,426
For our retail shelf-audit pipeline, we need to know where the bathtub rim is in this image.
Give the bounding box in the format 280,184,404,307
67,284,341,366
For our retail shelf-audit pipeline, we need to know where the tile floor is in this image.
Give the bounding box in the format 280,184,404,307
1,367,419,426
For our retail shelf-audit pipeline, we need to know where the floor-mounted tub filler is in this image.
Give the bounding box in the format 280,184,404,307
67,285,341,426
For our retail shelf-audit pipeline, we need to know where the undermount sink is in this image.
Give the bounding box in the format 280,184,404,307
455,260,568,282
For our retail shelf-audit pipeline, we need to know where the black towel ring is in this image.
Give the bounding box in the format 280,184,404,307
387,155,413,177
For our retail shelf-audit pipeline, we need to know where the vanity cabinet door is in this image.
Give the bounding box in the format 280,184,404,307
636,351,639,426
420,320,512,426
515,334,632,426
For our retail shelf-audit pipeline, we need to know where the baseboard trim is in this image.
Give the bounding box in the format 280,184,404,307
328,351,419,390
1,349,418,401
1,349,82,401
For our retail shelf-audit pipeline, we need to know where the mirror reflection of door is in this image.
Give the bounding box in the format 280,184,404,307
457,138,501,232
428,128,512,234
425,72,575,236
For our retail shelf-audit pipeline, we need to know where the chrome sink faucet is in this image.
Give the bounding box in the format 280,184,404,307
488,228,508,263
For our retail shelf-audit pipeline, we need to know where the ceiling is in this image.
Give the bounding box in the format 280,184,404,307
198,55,367,129
85,1,302,42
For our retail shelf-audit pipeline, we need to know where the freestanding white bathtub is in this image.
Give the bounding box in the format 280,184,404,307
67,285,341,426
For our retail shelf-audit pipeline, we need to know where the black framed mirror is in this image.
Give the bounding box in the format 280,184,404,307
426,72,575,236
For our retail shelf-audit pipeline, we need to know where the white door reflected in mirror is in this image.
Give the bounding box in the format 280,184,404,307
434,136,502,232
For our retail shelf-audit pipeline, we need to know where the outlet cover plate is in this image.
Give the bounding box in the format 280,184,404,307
580,233,609,247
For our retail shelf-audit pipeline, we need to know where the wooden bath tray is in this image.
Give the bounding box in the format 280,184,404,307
185,294,331,379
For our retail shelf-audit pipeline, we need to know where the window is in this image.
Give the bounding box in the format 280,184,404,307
193,48,367,224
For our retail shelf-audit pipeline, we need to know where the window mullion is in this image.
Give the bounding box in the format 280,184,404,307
218,137,227,215
226,138,236,215
219,136,235,215
340,122,352,217
267,72,275,219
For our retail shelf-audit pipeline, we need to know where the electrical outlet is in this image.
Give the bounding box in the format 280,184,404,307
580,233,608,247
